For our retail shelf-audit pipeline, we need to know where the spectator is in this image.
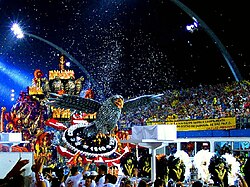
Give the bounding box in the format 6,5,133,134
138,179,149,187
192,180,203,187
96,165,107,187
119,178,133,187
90,171,98,187
0,158,29,187
103,173,117,187
65,166,83,187
79,176,93,187
154,178,165,187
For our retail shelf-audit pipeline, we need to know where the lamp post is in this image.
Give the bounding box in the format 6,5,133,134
170,0,243,82
11,23,104,99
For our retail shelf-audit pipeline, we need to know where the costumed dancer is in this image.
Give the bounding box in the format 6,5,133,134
75,76,85,95
32,69,43,88
65,76,76,95
42,78,51,97
84,88,94,99
52,76,64,94
138,154,151,179
156,154,169,185
208,155,230,187
121,152,138,177
167,150,191,184
193,149,215,184
168,155,185,183
222,153,241,186
243,157,250,187
174,150,192,182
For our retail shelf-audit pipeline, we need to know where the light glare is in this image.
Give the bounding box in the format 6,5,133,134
66,61,71,67
11,23,24,38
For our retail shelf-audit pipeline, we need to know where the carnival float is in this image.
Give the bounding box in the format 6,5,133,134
0,55,163,174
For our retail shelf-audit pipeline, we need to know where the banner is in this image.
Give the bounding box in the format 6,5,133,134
146,117,236,131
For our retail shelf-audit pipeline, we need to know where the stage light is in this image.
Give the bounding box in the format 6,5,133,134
10,90,15,101
11,23,24,39
65,61,71,67
186,21,198,33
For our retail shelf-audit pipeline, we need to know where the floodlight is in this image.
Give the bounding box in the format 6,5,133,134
11,23,24,39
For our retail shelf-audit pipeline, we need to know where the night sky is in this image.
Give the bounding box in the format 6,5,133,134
0,0,248,110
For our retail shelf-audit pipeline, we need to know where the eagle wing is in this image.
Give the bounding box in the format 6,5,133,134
122,93,163,113
47,93,102,113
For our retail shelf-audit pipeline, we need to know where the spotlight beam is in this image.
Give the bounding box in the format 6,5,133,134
170,0,243,82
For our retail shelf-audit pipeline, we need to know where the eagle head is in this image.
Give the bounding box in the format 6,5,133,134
111,95,124,109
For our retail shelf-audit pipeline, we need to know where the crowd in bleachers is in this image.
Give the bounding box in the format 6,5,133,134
119,81,250,129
